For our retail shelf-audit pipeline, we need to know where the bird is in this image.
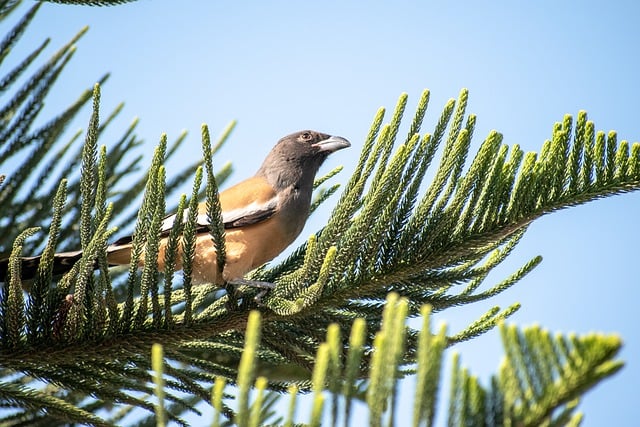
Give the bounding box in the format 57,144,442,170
0,130,350,286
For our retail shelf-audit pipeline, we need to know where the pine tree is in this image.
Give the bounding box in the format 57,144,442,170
0,2,632,426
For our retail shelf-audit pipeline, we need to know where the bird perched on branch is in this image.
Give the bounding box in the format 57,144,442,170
0,130,350,286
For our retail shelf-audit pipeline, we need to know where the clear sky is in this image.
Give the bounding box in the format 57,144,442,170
5,1,640,425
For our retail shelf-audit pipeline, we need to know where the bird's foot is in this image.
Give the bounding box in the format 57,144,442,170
227,279,275,289
226,279,275,308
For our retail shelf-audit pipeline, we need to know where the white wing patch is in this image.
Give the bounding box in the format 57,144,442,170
160,211,188,234
221,197,279,228
159,196,280,234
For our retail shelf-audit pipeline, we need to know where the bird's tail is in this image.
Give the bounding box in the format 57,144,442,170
0,250,83,283
0,243,135,283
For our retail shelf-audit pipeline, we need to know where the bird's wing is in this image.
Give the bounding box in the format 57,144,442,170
111,176,280,246
216,175,280,229
155,200,278,236
219,198,279,228
156,176,280,235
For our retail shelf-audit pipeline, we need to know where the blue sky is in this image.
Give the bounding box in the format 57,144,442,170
6,1,640,425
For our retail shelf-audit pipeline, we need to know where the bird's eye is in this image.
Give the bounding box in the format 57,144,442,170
301,132,313,141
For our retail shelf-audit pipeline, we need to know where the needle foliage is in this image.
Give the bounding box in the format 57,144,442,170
0,2,634,426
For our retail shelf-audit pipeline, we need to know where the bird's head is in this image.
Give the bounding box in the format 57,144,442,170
258,130,350,190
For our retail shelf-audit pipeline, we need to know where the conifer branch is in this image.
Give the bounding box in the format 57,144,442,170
181,165,202,324
201,124,226,275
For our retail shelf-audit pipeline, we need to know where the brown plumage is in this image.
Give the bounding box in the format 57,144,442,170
0,131,350,285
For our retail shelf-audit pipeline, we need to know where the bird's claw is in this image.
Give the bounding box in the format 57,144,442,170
227,279,275,289
224,279,275,309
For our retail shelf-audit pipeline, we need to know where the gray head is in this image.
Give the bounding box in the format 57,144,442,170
257,130,350,190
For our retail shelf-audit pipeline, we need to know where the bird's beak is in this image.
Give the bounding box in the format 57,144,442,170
313,135,351,153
